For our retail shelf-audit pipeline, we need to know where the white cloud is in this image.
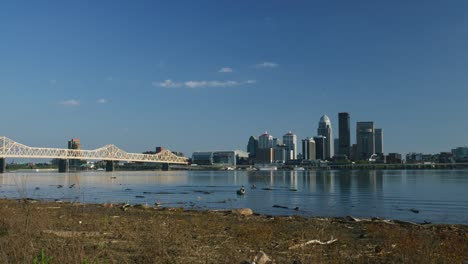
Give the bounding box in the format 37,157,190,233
218,67,233,73
153,79,256,89
152,79,182,88
255,62,279,68
97,98,108,104
59,99,80,106
184,80,238,88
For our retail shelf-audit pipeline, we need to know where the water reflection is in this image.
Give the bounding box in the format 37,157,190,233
0,170,466,224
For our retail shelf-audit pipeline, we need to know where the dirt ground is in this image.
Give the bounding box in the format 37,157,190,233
0,199,466,263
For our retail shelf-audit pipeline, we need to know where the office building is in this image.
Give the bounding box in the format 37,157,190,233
273,144,288,163
302,137,316,160
192,150,249,166
258,132,273,149
356,122,375,160
68,138,82,170
317,115,333,159
452,147,468,162
338,112,350,157
283,131,297,160
313,136,326,160
375,128,383,154
247,136,258,159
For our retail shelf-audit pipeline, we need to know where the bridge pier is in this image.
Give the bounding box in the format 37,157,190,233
58,159,69,173
162,163,170,171
106,161,115,172
0,158,5,173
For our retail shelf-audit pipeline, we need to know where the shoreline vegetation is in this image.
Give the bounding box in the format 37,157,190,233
0,198,466,263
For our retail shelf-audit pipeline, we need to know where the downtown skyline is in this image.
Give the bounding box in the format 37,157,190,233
1,1,467,156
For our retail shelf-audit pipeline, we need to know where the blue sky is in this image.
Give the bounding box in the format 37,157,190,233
1,0,467,156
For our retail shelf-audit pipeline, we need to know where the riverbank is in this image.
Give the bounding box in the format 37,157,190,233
0,199,466,263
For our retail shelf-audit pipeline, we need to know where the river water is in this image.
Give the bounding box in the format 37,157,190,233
0,169,467,224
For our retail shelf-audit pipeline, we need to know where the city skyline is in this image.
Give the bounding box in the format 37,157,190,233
1,1,467,156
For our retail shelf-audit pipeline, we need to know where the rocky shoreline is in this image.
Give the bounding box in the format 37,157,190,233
0,198,467,263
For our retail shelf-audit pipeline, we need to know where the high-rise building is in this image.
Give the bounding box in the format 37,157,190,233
317,115,333,159
68,138,82,170
356,122,375,160
258,132,273,149
273,144,287,163
313,136,326,160
68,138,81,150
283,131,297,160
247,136,258,159
338,112,350,157
334,138,339,157
302,137,316,160
272,137,281,147
375,128,383,154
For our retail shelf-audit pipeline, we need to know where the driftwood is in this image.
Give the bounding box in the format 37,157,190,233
289,238,338,249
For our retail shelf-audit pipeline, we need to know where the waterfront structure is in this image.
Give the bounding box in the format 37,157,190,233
259,132,273,149
317,115,333,159
313,136,326,160
0,136,188,173
356,122,375,160
375,128,384,154
192,150,249,166
338,112,350,158
386,153,402,164
283,131,297,160
452,147,468,162
247,136,258,159
302,137,316,160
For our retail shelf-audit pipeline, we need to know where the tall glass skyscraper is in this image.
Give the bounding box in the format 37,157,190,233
283,131,297,160
375,128,383,154
356,122,375,160
317,115,333,159
338,112,350,158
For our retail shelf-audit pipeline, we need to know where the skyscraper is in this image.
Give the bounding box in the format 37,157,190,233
317,115,333,159
356,122,375,160
313,136,326,160
283,131,297,160
258,132,273,149
247,136,258,159
375,128,383,154
302,137,316,160
68,138,82,170
338,112,350,157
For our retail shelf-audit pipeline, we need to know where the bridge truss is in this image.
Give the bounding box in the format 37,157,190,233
0,136,188,164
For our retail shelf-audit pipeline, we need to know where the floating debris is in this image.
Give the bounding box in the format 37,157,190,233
410,208,420,214
237,186,246,195
69,184,75,189
135,195,145,198
272,205,288,209
57,185,63,188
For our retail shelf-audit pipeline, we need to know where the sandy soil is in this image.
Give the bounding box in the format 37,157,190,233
0,199,466,263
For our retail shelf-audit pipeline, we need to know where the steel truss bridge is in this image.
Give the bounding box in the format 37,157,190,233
0,136,188,165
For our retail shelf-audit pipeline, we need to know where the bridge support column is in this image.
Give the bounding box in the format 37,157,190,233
0,158,6,173
106,161,115,172
58,159,69,173
162,163,170,171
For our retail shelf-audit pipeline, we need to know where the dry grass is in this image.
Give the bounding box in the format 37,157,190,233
0,199,466,263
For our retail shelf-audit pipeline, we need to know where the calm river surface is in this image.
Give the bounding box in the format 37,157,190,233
0,169,467,224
